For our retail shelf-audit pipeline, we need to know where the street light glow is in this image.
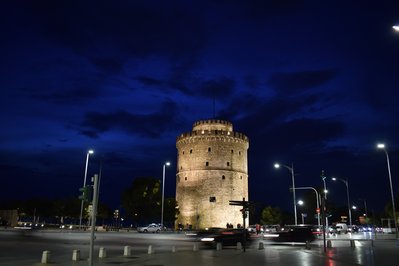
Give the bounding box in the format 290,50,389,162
377,143,385,149
274,163,280,169
297,200,304,205
88,149,94,154
393,25,399,31
332,177,337,181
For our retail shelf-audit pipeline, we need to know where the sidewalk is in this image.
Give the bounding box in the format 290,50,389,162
46,239,399,266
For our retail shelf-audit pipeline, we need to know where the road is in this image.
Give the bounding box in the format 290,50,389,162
0,229,398,266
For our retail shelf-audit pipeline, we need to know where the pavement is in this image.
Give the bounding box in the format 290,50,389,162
27,238,399,266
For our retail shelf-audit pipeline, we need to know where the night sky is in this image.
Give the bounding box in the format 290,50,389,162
1,1,399,215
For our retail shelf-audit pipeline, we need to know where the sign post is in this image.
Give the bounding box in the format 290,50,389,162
229,197,251,252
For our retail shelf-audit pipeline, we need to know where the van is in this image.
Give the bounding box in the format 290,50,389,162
335,223,348,234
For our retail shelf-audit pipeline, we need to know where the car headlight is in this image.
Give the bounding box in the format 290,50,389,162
201,237,215,242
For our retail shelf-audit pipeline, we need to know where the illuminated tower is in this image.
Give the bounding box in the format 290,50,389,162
175,119,249,229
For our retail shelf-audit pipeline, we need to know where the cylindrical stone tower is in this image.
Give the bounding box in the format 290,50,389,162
175,119,249,229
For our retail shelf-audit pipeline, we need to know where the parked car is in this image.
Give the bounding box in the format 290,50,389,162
263,225,316,243
137,223,162,233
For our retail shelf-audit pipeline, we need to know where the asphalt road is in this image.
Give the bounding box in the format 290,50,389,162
0,229,398,266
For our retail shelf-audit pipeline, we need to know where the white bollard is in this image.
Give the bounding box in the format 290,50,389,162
172,246,176,253
41,250,51,264
236,242,242,250
72,249,80,261
216,242,222,251
350,240,355,247
305,241,311,250
148,245,154,254
124,246,131,257
193,243,198,251
258,242,264,250
99,247,107,258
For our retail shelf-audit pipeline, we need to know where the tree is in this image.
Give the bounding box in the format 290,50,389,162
261,206,282,225
163,197,179,228
121,177,162,225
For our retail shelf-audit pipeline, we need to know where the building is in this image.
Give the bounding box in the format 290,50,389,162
175,119,249,229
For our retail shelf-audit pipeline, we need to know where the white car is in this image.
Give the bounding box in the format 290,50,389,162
137,223,162,233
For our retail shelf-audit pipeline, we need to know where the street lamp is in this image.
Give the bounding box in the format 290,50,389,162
79,149,94,229
377,143,398,238
393,25,399,31
332,177,352,226
161,162,171,228
274,162,297,225
291,186,321,227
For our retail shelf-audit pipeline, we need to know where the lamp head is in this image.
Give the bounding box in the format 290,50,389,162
165,162,171,166
274,163,280,169
377,143,385,149
88,150,94,154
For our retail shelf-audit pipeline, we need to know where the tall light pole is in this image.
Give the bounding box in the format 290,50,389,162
79,149,94,229
332,177,352,226
274,162,297,225
291,186,321,227
161,162,171,228
377,143,398,238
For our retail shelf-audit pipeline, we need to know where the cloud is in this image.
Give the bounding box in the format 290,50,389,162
198,77,236,98
268,69,338,94
29,87,102,104
78,100,180,138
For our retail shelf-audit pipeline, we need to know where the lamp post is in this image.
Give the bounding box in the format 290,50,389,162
297,200,305,224
332,177,352,226
161,162,171,228
79,149,94,229
274,162,297,225
377,143,398,238
291,186,321,227
358,198,368,217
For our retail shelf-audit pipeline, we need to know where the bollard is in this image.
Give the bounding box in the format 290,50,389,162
305,241,311,250
148,245,154,254
41,250,51,264
193,243,198,251
72,249,80,261
236,242,242,250
172,246,176,253
371,240,374,247
99,247,107,258
350,240,355,248
216,242,222,251
327,240,332,248
123,246,131,257
258,242,264,250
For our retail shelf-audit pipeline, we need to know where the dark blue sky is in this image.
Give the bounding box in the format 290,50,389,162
1,1,399,214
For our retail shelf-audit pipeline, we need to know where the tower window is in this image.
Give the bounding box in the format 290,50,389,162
239,151,241,155
222,175,225,180
185,177,187,181
209,196,216,202
231,149,234,154
206,162,209,166
190,149,193,154
240,176,243,179
208,147,211,152
182,151,185,155
227,162,230,166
